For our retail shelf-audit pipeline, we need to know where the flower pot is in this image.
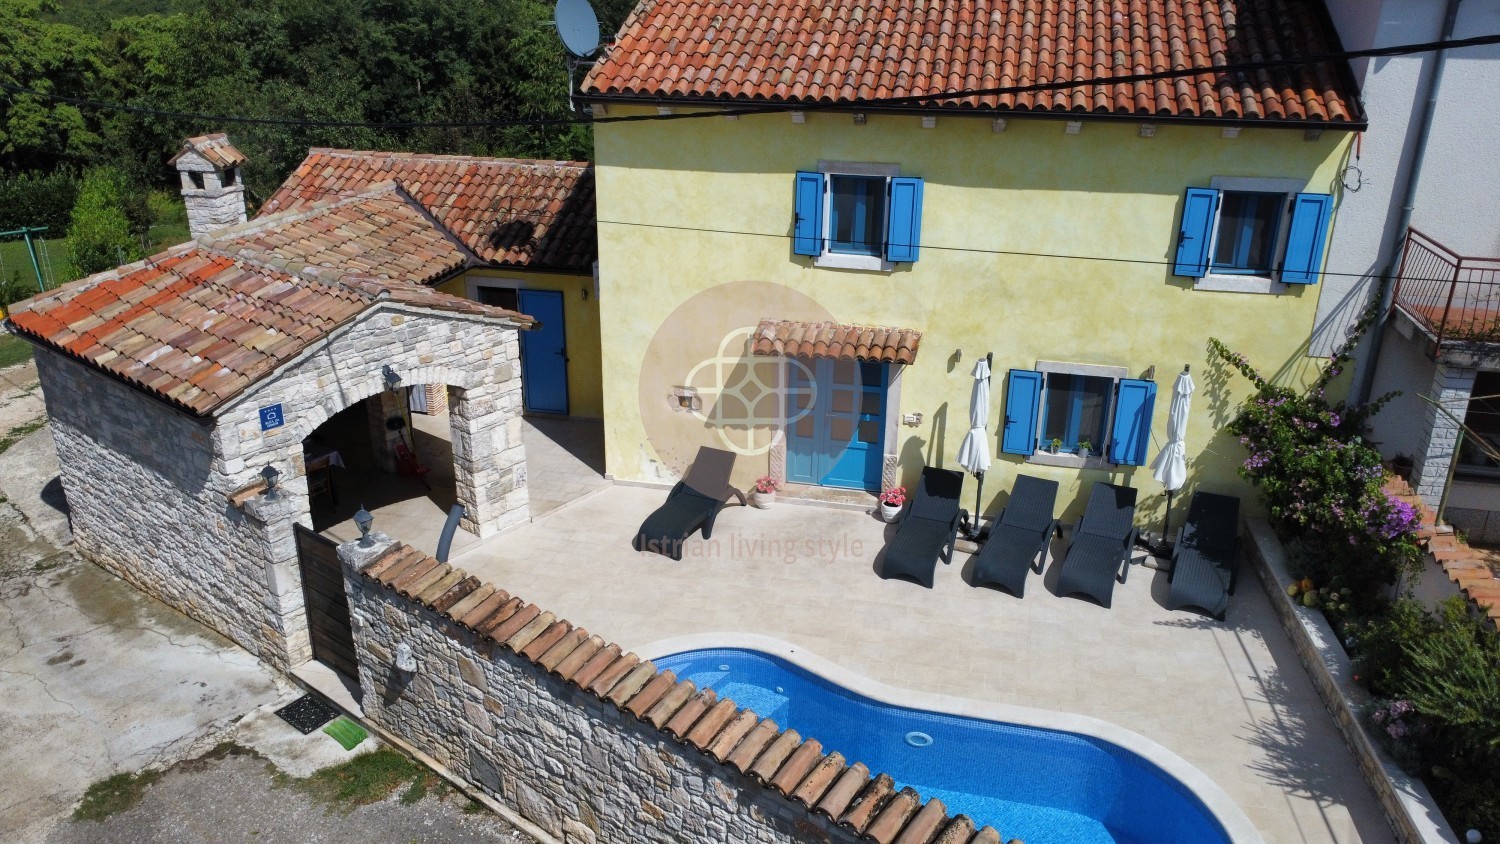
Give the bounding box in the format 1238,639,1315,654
879,502,902,522
751,490,776,509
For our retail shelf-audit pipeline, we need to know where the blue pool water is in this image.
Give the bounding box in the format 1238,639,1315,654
655,648,1231,844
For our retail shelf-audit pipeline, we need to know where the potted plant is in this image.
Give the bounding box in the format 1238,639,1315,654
1077,439,1092,458
1049,437,1063,454
751,476,780,509
878,486,907,522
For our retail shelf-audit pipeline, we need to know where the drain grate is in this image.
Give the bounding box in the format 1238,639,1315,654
275,693,341,734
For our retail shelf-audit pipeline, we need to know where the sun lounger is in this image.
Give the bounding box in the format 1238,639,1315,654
632,446,745,560
878,467,965,588
969,474,1060,597
1056,482,1139,607
1166,492,1242,620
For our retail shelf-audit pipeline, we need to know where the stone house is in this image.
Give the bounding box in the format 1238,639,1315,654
2,138,545,672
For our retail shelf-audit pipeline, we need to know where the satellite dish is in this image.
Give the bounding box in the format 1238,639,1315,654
554,0,601,57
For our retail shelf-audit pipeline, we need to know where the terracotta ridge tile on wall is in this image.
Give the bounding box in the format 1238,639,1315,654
352,548,1008,844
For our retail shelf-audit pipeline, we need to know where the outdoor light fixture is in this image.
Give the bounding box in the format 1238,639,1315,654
260,464,281,499
394,642,418,674
354,506,374,546
382,364,402,392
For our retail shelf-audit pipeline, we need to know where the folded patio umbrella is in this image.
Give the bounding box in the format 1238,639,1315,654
956,355,992,536
1150,366,1195,547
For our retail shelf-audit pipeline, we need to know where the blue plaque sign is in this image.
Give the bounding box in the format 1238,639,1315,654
259,404,285,432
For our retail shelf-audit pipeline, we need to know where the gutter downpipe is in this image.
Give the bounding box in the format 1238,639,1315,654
1355,0,1465,405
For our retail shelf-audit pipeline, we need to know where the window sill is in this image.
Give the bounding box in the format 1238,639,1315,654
1026,451,1109,470
814,252,895,272
1193,272,1289,295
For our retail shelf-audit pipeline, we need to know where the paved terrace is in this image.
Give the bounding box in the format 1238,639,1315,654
449,485,1395,844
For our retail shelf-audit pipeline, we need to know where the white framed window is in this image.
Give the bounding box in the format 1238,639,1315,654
1173,176,1334,293
1001,361,1158,467
792,161,925,270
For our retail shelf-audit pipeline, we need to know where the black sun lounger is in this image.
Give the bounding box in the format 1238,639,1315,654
1056,482,1139,608
878,467,965,588
969,474,1061,597
1166,491,1242,620
632,446,744,560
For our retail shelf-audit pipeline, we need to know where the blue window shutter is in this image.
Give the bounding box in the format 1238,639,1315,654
1108,378,1157,466
793,171,824,256
1173,188,1218,278
1280,192,1334,284
1001,369,1043,456
884,177,924,262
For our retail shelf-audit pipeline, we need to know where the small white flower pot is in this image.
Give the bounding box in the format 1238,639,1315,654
751,490,776,509
879,502,903,522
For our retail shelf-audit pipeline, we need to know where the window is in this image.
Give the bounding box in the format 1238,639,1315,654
793,163,924,269
828,175,886,256
1174,178,1333,290
188,171,205,190
1457,371,1500,480
474,285,518,311
1001,363,1157,465
1041,373,1111,455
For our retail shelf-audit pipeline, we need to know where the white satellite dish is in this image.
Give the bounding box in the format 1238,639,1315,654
554,0,601,57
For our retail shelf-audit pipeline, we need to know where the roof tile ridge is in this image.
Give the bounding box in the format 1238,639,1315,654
355,544,1002,844
5,242,203,315
299,148,591,169
388,181,485,273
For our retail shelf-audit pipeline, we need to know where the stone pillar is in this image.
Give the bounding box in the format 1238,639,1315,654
450,381,529,537
365,390,406,473
1411,364,1476,507
242,485,311,670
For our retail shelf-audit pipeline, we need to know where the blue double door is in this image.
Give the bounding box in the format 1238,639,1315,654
786,358,888,491
517,289,568,415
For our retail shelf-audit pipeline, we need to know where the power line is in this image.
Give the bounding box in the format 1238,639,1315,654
2,32,1498,131
218,179,1484,286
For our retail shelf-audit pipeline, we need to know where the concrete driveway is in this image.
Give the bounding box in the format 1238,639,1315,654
0,414,285,843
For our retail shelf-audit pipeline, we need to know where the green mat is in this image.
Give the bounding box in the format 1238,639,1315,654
323,717,368,751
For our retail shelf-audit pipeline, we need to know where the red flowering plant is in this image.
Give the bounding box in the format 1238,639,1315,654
754,476,780,494
1208,303,1422,599
879,486,907,507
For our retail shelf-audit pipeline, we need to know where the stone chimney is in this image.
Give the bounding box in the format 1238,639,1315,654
170,134,248,238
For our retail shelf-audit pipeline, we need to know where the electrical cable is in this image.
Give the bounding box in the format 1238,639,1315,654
1,32,1498,130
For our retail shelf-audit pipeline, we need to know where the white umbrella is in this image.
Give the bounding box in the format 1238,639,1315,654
1150,366,1195,547
956,355,992,537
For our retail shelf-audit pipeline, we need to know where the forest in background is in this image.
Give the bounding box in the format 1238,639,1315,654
0,0,631,288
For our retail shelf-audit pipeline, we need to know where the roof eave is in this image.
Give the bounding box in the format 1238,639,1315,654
582,93,1368,131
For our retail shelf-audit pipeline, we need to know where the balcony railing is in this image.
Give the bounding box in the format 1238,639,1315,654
1394,228,1500,346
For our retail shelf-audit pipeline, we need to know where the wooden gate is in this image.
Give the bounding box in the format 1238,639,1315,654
294,524,359,679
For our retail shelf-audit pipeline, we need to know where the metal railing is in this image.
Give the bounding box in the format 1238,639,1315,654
1393,228,1500,346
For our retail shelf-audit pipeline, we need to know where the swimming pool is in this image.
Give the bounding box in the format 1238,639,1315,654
655,647,1232,844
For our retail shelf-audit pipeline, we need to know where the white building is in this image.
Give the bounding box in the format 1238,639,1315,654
1314,0,1500,537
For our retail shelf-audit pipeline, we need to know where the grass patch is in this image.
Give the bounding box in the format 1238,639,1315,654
72,769,162,822
0,418,46,455
0,237,71,293
0,334,32,370
281,748,442,812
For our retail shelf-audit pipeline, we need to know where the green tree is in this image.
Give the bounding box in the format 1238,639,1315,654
0,0,112,171
65,166,143,277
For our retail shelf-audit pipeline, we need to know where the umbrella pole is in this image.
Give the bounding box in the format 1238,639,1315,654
971,471,984,539
1159,489,1175,555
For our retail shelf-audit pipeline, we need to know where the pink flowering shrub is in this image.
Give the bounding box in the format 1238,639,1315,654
1209,304,1423,595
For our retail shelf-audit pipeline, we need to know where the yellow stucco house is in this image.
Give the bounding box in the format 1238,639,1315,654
578,0,1367,523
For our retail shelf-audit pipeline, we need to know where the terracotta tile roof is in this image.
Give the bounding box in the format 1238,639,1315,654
360,543,1007,844
751,319,922,364
4,244,532,416
584,0,1360,125
201,182,471,287
262,149,597,273
169,133,248,169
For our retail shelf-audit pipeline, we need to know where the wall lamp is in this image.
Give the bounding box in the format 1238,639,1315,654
260,464,281,499
382,364,402,392
354,506,374,546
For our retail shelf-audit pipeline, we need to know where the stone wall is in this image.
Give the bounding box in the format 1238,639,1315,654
35,347,290,665
1244,519,1459,844
32,303,531,671
341,539,1003,844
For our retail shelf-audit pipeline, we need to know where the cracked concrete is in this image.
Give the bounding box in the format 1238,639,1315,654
0,421,285,844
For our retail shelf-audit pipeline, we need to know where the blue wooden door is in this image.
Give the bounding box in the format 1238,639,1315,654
785,359,887,491
517,289,568,414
